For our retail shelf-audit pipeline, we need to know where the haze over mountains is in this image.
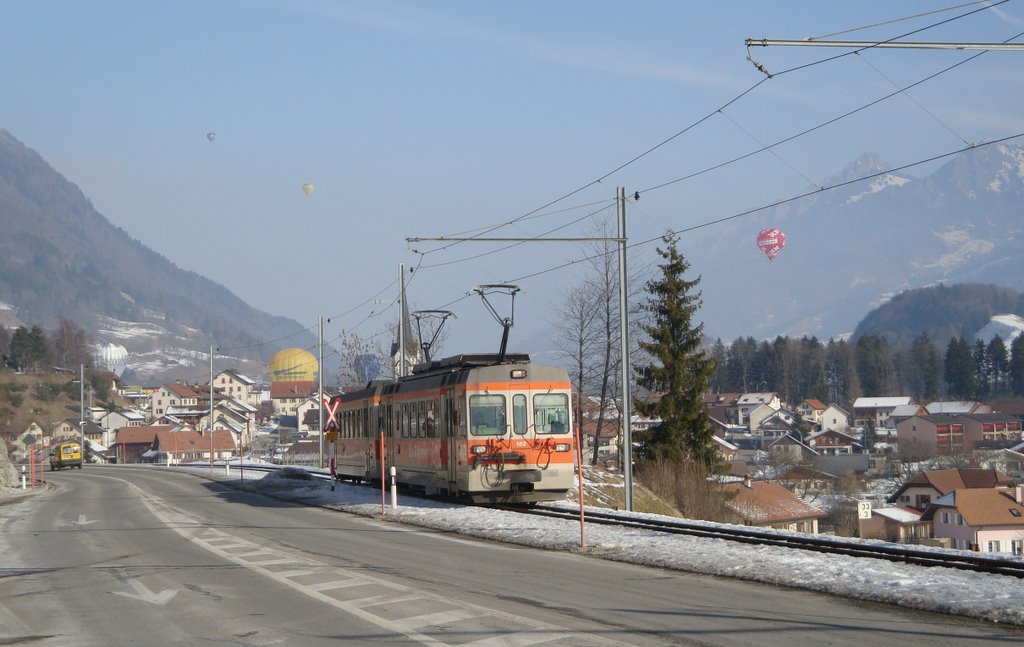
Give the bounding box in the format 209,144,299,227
693,141,1024,343
2,128,1023,384
0,129,318,383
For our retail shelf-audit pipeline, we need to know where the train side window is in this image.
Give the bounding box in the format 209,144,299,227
458,396,467,437
469,394,506,436
512,394,527,435
426,401,436,437
534,393,569,435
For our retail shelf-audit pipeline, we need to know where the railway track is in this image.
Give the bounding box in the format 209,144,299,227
519,503,1024,579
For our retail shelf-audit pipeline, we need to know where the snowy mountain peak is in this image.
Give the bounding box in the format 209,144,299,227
841,152,888,178
975,313,1024,348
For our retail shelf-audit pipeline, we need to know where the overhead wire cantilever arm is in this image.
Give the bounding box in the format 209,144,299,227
745,37,1024,76
745,38,1024,51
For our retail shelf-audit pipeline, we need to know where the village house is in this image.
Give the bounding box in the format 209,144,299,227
151,427,237,464
859,506,930,544
703,392,742,425
768,433,818,464
794,399,826,426
887,467,1014,511
99,409,146,433
922,486,1024,555
271,381,318,416
896,414,972,455
735,392,782,427
214,369,260,408
721,479,826,533
805,428,862,455
958,413,1023,449
151,383,205,417
925,401,991,415
773,464,838,500
819,404,852,434
114,424,178,463
852,396,913,429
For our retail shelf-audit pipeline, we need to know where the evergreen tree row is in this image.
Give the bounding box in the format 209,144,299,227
707,332,1024,408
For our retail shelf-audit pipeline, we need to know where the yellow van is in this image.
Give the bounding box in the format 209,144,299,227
50,441,83,470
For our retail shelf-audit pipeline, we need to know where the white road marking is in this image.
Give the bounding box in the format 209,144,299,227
122,477,629,646
111,579,178,606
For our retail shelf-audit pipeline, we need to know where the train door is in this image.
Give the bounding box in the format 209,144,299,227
372,397,389,481
445,390,458,488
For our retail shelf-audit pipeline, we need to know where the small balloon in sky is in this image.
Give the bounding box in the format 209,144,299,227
302,182,315,197
206,132,216,142
756,227,786,263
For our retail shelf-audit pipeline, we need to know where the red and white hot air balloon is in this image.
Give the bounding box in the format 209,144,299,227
756,227,786,262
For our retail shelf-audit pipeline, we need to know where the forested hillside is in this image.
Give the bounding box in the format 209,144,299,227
709,284,1024,408
853,283,1024,348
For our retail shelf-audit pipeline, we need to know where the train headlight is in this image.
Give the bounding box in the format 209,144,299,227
509,369,527,379
471,445,487,455
554,443,571,452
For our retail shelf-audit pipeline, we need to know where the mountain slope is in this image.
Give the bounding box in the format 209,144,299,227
0,130,316,382
693,143,1024,342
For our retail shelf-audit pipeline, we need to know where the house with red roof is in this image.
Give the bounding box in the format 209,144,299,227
721,479,826,533
270,381,318,416
858,506,930,544
887,467,1014,511
922,486,1024,555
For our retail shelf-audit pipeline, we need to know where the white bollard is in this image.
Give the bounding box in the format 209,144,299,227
21,465,26,490
390,466,398,509
225,462,230,476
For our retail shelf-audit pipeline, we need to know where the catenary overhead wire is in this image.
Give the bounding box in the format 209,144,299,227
809,1,996,41
417,202,616,270
716,109,821,189
241,0,1010,362
506,133,1024,287
639,33,1020,195
750,0,1010,78
416,2,1002,270
854,51,971,147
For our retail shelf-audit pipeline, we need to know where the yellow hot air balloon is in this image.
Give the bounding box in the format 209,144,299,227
268,347,318,382
302,182,315,196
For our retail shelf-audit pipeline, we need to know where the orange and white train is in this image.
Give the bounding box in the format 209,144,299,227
328,353,575,504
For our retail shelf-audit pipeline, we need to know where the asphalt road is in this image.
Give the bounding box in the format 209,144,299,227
1,466,1021,646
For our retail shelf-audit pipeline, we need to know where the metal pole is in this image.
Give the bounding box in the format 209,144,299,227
319,316,324,469
399,263,407,378
209,345,214,473
79,363,85,466
617,187,633,512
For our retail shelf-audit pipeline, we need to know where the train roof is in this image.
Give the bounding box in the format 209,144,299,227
411,353,531,374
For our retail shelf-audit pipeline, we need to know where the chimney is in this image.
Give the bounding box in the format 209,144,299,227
1016,484,1023,505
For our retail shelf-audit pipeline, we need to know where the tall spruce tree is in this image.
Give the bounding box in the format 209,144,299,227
633,235,716,466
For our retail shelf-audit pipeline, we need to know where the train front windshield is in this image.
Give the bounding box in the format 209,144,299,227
534,393,569,434
468,392,571,437
469,394,506,436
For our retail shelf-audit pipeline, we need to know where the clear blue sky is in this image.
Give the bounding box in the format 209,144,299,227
4,1,1023,359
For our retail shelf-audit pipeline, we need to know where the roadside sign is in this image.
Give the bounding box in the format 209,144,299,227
857,500,872,520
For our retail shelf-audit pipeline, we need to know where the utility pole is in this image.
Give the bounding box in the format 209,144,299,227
318,315,324,469
79,364,85,466
616,187,633,511
209,345,214,473
399,264,406,378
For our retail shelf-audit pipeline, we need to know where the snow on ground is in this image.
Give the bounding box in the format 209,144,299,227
173,461,1024,627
